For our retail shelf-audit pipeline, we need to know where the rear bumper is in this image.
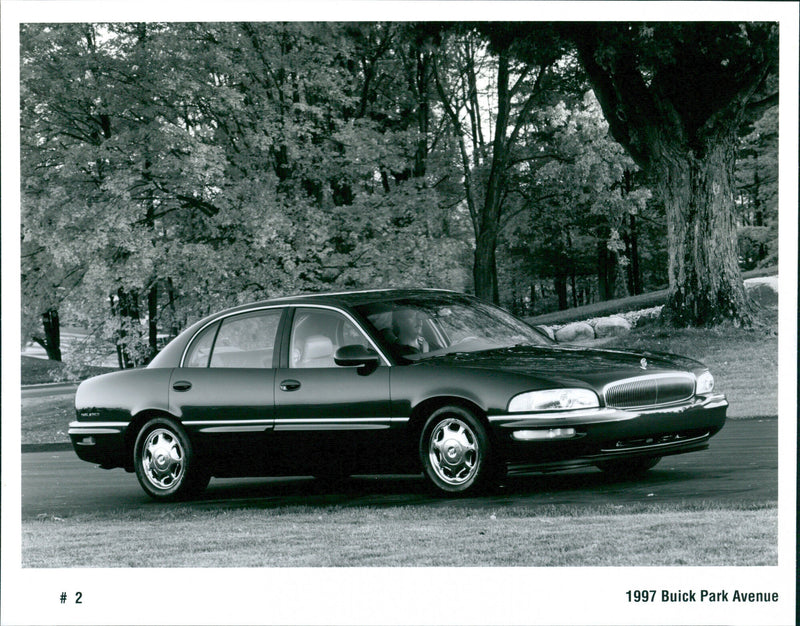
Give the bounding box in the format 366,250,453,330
68,421,128,469
490,394,728,469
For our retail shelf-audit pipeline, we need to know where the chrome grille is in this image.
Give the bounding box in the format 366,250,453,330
604,374,695,409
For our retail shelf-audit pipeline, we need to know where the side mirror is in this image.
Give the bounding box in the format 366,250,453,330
334,344,380,373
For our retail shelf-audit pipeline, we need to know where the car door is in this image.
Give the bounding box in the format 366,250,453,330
169,308,285,451
272,306,393,474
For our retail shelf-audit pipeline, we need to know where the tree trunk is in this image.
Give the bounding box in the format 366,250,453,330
572,23,774,327
597,232,616,301
166,277,179,337
628,213,642,295
39,308,62,361
567,229,577,307
473,231,499,304
113,288,141,369
413,47,430,178
148,284,158,360
658,137,754,326
473,49,510,305
554,271,568,311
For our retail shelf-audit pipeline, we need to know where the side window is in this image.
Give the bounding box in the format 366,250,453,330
208,310,282,368
290,308,371,369
341,318,370,349
184,321,219,368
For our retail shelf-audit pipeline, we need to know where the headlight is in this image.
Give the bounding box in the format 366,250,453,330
508,388,599,413
696,371,714,395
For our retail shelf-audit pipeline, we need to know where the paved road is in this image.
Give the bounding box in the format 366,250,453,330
21,418,777,518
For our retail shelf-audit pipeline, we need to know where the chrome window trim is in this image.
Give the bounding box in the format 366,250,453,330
285,303,391,366
179,303,391,367
180,305,287,367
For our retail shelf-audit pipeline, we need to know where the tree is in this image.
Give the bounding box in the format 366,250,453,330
432,24,568,303
20,22,473,369
499,92,651,312
571,23,778,326
735,106,778,269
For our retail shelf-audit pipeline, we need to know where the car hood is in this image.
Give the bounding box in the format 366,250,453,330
416,345,704,388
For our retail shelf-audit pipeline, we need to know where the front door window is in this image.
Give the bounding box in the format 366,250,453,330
289,308,371,369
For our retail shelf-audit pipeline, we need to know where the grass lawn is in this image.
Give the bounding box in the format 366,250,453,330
603,316,778,418
20,355,115,385
22,501,777,567
20,392,76,445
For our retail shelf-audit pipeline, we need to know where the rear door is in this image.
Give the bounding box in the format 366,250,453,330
169,308,286,439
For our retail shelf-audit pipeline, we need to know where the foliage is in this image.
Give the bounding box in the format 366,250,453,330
20,22,780,365
570,22,779,326
498,92,656,313
20,23,469,366
735,106,778,269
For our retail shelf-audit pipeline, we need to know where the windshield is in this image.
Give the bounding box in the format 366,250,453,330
354,294,552,361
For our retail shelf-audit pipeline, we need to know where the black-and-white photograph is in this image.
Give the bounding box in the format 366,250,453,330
2,2,797,625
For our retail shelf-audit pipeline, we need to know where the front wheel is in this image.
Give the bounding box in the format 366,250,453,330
134,417,209,501
419,406,495,495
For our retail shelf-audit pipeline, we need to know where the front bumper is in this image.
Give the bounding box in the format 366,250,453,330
489,393,728,469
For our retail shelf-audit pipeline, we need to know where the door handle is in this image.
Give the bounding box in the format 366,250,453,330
280,379,301,392
172,380,192,392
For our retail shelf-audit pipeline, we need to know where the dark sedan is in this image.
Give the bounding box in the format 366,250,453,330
69,289,727,500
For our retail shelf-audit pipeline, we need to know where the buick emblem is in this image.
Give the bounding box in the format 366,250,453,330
640,358,648,370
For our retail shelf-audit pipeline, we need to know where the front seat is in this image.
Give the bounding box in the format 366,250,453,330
299,335,335,368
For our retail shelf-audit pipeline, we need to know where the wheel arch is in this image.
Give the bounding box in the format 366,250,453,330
406,396,495,467
124,409,185,472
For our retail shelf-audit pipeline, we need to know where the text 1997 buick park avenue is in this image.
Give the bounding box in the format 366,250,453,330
69,289,727,500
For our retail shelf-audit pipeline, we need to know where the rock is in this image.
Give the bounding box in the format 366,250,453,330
593,315,632,338
534,325,555,340
744,276,778,308
555,322,595,343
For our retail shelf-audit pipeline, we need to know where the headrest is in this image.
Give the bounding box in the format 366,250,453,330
303,335,333,359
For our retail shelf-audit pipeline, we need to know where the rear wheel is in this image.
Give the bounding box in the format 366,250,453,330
595,456,661,478
419,406,495,495
134,417,209,501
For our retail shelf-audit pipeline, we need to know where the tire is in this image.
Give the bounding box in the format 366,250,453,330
595,456,661,478
419,405,495,495
134,417,209,501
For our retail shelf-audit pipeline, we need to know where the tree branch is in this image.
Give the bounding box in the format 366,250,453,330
571,26,656,168
507,62,550,149
499,192,562,230
432,56,479,239
745,91,778,118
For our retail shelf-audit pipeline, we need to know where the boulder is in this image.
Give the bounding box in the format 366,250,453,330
555,322,595,343
593,315,632,338
534,325,555,341
744,276,778,308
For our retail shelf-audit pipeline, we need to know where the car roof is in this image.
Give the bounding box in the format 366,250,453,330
219,288,465,313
